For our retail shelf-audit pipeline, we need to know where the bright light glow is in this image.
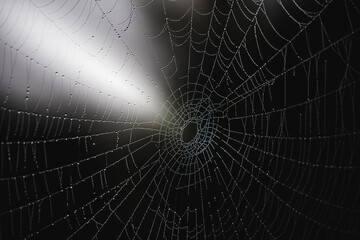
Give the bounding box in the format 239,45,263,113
0,0,162,119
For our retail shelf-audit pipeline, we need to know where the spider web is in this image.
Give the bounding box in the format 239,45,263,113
1,0,360,239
